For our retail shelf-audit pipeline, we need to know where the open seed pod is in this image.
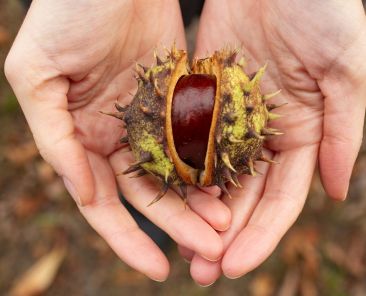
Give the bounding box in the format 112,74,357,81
108,46,283,205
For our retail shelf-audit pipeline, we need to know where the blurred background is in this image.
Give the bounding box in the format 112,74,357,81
1,1,365,295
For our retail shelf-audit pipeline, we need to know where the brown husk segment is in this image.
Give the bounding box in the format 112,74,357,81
165,52,199,185
191,55,222,186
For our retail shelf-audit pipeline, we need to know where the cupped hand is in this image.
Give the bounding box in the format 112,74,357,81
5,0,231,281
184,0,366,285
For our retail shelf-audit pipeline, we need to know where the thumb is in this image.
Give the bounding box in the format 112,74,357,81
319,27,366,201
319,77,366,201
5,56,94,206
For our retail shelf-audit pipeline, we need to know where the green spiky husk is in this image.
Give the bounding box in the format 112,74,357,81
116,46,281,202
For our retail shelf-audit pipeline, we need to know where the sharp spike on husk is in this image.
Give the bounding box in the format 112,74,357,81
170,42,178,60
148,71,155,84
137,71,149,84
163,45,170,58
263,89,281,101
250,63,267,85
114,102,128,112
258,154,279,164
216,134,222,144
217,179,232,199
177,184,187,202
137,63,148,73
164,169,170,183
221,152,237,172
122,164,141,175
99,111,124,120
246,128,265,140
261,127,284,136
156,135,164,144
147,182,169,206
139,103,153,115
228,135,243,143
238,57,246,67
255,168,263,175
155,54,163,66
129,169,148,178
243,90,251,97
231,173,243,188
246,104,255,113
268,112,283,121
119,135,129,144
223,167,238,187
153,80,164,98
132,152,153,166
223,112,236,124
266,102,288,111
225,50,237,65
248,158,256,176
248,72,257,81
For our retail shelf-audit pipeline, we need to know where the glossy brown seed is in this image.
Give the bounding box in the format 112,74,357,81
171,74,216,169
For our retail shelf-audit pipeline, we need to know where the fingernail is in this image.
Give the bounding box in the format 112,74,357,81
183,258,191,264
197,281,215,287
225,274,241,279
62,177,81,206
151,277,166,283
342,184,349,201
216,223,231,232
225,272,244,280
201,254,222,262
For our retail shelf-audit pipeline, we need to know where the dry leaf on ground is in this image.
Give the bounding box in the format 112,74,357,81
9,245,66,296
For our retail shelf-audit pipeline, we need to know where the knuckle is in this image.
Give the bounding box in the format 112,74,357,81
4,52,19,84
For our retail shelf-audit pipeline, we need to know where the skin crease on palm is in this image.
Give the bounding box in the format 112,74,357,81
4,0,366,286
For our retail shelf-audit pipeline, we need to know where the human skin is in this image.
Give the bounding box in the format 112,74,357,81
4,0,232,282
180,0,366,286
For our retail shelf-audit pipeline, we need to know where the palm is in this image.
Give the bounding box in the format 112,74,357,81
60,2,185,155
187,0,366,285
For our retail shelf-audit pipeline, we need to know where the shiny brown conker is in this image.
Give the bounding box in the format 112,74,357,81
172,74,216,170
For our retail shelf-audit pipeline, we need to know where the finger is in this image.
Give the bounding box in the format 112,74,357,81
222,145,318,279
177,245,194,263
110,149,224,261
189,156,272,285
190,256,221,287
5,56,94,205
79,151,169,281
187,186,231,231
194,1,237,58
197,185,221,196
319,80,366,200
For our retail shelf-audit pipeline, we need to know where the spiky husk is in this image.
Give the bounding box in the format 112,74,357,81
111,46,282,203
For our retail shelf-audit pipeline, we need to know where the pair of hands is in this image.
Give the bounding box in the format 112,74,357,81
5,0,366,286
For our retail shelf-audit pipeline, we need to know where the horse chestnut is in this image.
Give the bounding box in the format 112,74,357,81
106,46,283,205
